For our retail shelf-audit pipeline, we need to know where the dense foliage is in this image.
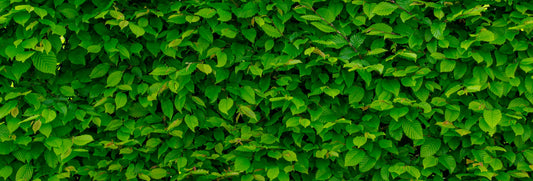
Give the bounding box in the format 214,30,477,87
1,0,533,180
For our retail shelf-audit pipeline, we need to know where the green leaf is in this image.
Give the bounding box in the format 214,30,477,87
423,156,439,169
0,166,13,180
372,2,398,16
483,109,501,129
267,167,280,180
107,71,123,87
15,164,32,181
239,105,258,122
115,92,127,110
195,8,216,18
185,114,199,132
129,23,145,37
420,138,441,157
477,29,495,42
390,107,409,121
430,22,446,40
311,22,336,33
59,86,76,96
402,120,424,140
440,59,456,72
261,24,282,38
150,66,176,76
439,155,456,173
324,88,340,98
41,109,56,123
353,136,367,148
161,99,174,119
0,101,17,120
72,134,94,146
218,98,233,115
344,149,365,167
150,168,167,179
32,53,57,75
89,64,110,79
240,86,256,104
234,157,251,171
282,150,298,162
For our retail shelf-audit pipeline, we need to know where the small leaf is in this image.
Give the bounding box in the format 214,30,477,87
0,166,13,180
218,98,233,114
311,22,336,33
240,86,256,104
234,157,251,171
372,2,398,16
129,23,145,37
344,149,365,167
115,92,127,110
282,150,298,162
150,66,176,76
239,105,258,122
185,114,199,132
41,109,56,123
59,86,76,96
483,109,502,129
420,138,441,157
107,71,123,87
261,24,282,38
89,64,110,79
150,168,167,179
73,134,94,146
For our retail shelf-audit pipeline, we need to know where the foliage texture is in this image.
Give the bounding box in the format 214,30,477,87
1,0,533,180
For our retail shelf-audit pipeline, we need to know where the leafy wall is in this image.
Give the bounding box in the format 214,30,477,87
0,0,533,180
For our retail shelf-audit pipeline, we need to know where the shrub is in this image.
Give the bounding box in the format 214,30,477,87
0,0,532,180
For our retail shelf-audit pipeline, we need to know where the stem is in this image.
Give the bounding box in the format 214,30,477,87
301,5,358,53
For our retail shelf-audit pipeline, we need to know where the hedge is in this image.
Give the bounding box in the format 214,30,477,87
0,0,533,180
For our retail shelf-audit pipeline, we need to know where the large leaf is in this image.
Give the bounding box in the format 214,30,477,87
372,2,398,16
402,120,424,140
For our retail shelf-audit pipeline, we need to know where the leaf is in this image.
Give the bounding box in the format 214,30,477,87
282,150,298,162
483,109,502,129
218,98,233,114
420,138,441,157
59,86,76,96
41,109,56,123
311,22,336,33
185,114,199,132
353,136,367,148
72,135,94,146
239,105,258,122
430,22,446,40
402,120,424,140
390,107,409,121
106,71,123,87
32,53,57,75
0,101,17,120
150,66,176,76
423,156,439,169
234,157,251,171
90,64,110,79
129,23,145,37
240,86,256,104
267,167,280,180
477,29,495,42
195,8,216,18
440,59,456,72
150,168,167,179
115,92,127,110
15,164,32,181
372,2,398,16
197,64,212,75
261,24,282,38
344,149,365,167
0,166,13,180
